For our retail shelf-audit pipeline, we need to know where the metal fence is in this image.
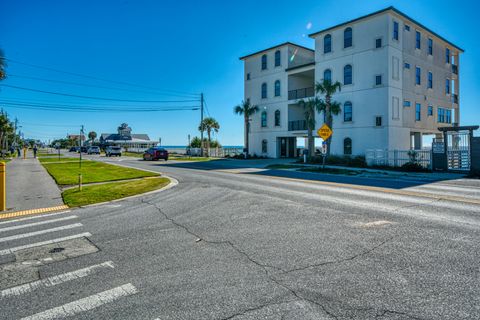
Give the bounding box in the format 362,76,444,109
164,147,244,158
365,149,432,169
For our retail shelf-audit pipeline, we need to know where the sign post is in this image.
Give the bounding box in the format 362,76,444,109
317,124,332,169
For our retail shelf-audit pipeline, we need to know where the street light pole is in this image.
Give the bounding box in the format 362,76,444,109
200,93,204,157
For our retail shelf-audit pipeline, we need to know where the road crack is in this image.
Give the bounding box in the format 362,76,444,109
141,198,340,319
281,236,396,274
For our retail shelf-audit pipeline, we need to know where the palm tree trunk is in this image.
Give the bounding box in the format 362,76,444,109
307,128,314,159
325,95,332,156
207,130,211,157
244,115,249,155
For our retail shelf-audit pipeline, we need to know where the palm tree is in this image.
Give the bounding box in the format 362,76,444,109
316,79,342,156
88,131,97,143
198,117,220,157
298,96,321,158
0,49,6,81
234,100,258,156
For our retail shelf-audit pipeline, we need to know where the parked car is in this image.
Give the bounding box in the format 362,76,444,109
143,147,168,161
105,146,122,157
79,146,88,153
68,146,79,152
87,146,100,154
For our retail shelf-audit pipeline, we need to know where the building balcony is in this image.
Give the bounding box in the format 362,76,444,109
288,87,314,100
452,64,458,75
452,94,459,104
288,120,307,131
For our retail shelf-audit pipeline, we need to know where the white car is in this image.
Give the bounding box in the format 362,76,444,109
105,146,122,157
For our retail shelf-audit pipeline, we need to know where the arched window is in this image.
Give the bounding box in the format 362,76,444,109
324,69,332,82
274,50,281,67
262,139,268,153
344,27,352,48
274,80,281,97
274,110,280,126
261,83,267,99
324,34,332,53
344,138,352,155
261,111,267,127
344,64,352,85
344,101,352,122
261,54,267,70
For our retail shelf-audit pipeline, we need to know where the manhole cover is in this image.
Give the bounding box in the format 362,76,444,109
49,247,65,253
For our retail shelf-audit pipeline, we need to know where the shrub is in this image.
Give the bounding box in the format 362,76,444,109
300,155,367,168
400,162,428,172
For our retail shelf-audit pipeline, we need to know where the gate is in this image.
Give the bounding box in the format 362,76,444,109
446,130,470,171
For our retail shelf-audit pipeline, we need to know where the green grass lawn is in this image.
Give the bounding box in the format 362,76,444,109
123,152,143,157
39,157,82,163
62,177,170,207
299,167,361,175
38,153,64,157
42,160,159,185
168,156,211,161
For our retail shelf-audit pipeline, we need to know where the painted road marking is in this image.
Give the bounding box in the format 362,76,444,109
0,223,82,243
0,216,78,233
0,211,71,226
0,232,92,255
0,205,70,220
20,283,138,320
1,261,115,298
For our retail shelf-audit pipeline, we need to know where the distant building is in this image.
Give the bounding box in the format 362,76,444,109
100,123,157,151
240,6,462,157
67,134,86,142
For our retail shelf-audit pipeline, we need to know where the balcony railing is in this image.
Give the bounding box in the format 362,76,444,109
288,120,307,131
288,87,315,100
452,64,458,75
452,94,459,104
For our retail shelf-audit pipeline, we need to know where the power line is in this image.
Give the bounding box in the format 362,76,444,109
18,121,81,128
0,102,200,113
0,99,198,109
0,84,199,103
203,97,212,117
7,74,195,98
1,57,200,97
0,97,190,108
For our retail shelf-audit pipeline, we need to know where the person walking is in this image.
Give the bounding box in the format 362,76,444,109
33,144,38,158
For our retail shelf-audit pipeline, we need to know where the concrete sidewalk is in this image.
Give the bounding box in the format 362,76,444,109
4,154,64,212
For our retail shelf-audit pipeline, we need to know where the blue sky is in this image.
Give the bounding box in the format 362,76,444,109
0,0,478,145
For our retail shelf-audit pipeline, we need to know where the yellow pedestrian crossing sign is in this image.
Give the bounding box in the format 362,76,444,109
317,124,332,140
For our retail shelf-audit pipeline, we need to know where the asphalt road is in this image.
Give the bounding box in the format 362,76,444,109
1,154,480,319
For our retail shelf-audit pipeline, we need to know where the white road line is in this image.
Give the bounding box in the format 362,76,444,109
0,216,78,233
0,232,92,255
20,283,138,320
0,223,82,243
1,261,115,298
0,211,71,226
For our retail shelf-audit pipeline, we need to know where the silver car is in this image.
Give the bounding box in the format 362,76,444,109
105,146,122,157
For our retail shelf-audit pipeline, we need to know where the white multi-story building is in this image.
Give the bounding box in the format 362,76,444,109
240,7,463,158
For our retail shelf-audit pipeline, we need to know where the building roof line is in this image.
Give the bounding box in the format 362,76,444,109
308,6,464,52
239,42,314,60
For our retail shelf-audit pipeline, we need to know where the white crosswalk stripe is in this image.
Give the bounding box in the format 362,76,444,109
0,232,92,255
20,283,138,320
0,223,82,243
0,215,78,233
0,211,71,226
0,212,139,318
1,261,115,298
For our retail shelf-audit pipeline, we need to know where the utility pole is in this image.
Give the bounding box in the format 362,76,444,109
200,93,204,157
79,125,84,169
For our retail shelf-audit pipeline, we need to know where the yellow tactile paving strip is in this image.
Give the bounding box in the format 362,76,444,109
0,205,70,220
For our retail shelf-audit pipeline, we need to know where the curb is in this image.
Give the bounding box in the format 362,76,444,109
0,205,70,220
74,176,179,209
